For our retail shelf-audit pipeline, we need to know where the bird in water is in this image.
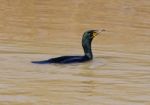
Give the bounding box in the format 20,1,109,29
32,29,105,64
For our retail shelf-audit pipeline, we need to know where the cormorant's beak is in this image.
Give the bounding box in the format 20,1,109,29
92,29,106,38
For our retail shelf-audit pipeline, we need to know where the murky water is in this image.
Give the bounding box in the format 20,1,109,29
0,0,150,105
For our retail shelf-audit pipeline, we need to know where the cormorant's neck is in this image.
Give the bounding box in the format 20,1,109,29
82,38,93,59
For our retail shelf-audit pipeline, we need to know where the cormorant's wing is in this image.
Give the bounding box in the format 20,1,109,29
31,55,89,64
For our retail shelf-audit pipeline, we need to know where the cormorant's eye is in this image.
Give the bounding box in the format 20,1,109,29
90,32,97,38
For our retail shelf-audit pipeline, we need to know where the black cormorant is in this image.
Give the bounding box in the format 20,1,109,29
32,29,105,64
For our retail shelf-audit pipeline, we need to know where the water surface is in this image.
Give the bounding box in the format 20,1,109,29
0,0,150,105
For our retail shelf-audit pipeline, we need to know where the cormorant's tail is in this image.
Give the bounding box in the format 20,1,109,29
31,59,51,64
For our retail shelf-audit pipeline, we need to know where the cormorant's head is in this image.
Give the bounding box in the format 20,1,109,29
82,29,105,59
82,29,105,42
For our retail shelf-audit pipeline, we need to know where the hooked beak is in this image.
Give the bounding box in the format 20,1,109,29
92,29,106,38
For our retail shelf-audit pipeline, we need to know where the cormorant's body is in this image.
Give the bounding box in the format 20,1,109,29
32,29,104,64
32,56,90,64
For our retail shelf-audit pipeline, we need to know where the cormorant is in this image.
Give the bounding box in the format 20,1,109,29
32,29,105,64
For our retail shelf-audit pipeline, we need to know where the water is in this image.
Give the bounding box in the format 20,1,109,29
0,0,150,105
